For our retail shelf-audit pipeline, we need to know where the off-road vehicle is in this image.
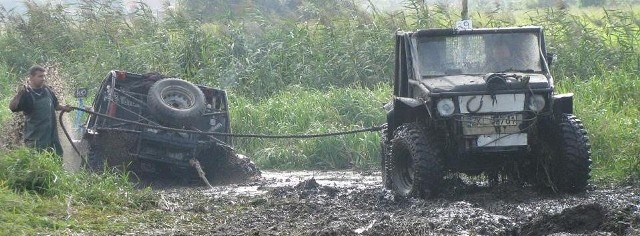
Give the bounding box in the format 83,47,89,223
84,70,258,183
381,26,591,197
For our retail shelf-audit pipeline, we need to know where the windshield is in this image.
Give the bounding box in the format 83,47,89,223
416,32,543,76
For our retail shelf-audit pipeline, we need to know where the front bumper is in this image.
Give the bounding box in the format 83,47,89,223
457,112,534,151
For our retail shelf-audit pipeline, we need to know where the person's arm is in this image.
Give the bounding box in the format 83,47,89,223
50,88,72,112
9,85,27,112
55,104,72,112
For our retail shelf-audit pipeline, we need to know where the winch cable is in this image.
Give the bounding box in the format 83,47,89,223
59,110,89,167
59,106,385,164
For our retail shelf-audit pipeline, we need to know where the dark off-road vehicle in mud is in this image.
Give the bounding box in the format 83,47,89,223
84,70,259,183
381,26,591,198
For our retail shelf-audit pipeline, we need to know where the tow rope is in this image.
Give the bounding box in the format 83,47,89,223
59,106,384,167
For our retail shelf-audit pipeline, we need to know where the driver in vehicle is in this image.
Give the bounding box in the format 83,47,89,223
487,43,514,72
485,37,535,73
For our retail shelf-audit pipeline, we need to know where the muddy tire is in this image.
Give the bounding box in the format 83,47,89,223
147,78,206,127
536,114,592,193
380,124,392,189
390,122,443,198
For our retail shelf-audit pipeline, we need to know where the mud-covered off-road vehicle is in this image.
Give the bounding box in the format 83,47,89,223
84,70,259,183
381,26,591,197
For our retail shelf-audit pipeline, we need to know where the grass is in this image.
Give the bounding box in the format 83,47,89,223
556,71,640,182
0,97,10,124
0,64,17,124
0,148,156,235
230,85,388,169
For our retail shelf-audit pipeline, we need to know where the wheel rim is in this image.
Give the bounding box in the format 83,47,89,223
161,86,195,109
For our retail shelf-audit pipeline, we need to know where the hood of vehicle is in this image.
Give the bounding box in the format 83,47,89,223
419,73,551,95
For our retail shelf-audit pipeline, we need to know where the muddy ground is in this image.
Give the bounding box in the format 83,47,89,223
110,171,639,236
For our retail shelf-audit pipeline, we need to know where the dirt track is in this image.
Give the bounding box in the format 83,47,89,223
117,171,640,235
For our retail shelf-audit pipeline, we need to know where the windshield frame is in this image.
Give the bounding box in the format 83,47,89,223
409,27,549,78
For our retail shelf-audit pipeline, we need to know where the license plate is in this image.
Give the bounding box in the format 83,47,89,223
477,133,528,147
463,114,521,128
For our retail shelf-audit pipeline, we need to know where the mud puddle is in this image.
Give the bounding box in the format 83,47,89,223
121,171,640,235
193,170,381,197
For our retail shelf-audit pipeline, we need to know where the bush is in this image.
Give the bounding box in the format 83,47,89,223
0,148,155,207
0,148,63,195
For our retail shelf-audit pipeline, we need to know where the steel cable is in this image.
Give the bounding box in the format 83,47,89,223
59,106,385,163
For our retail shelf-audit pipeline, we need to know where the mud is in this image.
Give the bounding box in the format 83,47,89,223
112,171,640,236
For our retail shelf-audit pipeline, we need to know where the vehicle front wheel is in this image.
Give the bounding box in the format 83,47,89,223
535,114,592,193
389,122,443,198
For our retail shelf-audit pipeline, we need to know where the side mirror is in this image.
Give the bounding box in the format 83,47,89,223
545,53,556,67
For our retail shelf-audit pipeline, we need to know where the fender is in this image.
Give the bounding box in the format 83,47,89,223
386,97,429,134
395,97,424,108
552,93,573,114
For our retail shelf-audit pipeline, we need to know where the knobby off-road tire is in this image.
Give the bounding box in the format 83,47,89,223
147,78,206,127
537,114,592,193
390,122,444,198
380,124,392,189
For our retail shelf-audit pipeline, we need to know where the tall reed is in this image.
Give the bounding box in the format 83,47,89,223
0,1,637,181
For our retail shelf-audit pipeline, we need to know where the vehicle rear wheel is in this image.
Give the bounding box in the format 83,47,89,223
147,78,206,127
534,114,592,193
390,122,443,198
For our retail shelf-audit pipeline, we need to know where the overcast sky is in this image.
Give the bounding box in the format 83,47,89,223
0,0,172,13
0,0,535,15
1,0,403,13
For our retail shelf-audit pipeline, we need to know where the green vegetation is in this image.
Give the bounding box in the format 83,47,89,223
0,148,155,235
0,63,15,123
231,86,387,169
530,8,640,182
0,1,638,178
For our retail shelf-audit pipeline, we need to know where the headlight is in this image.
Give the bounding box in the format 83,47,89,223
529,95,546,112
437,98,455,117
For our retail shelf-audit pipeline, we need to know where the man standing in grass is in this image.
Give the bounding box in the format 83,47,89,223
9,65,71,156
